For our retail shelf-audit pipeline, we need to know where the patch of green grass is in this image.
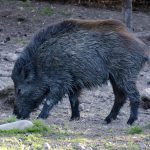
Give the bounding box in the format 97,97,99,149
0,116,17,125
108,128,113,133
0,120,52,136
128,142,140,150
40,7,54,16
127,125,143,135
22,0,31,7
0,134,47,150
104,141,114,150
23,134,46,149
70,137,91,144
0,121,88,149
14,38,28,45
4,116,17,123
0,120,78,139
26,119,51,133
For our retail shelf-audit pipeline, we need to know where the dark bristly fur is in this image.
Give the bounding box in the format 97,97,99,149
11,19,150,125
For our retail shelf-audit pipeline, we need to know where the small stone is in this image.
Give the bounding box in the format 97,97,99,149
43,142,51,150
139,142,147,149
4,37,10,43
0,120,33,130
74,143,86,150
15,47,23,53
18,7,24,11
141,88,150,98
79,104,84,111
147,81,150,85
119,111,126,116
3,53,18,62
0,41,5,45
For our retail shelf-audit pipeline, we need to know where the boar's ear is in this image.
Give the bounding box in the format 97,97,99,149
21,64,35,80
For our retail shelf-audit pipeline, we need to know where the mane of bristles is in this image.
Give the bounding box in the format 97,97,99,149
64,19,128,32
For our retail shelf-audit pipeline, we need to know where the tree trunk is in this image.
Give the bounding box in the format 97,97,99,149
122,0,133,31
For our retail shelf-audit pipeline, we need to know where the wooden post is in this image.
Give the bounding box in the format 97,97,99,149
122,0,133,31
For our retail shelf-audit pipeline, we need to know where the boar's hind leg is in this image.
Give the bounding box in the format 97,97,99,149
69,88,81,121
38,90,64,119
126,83,140,125
105,74,127,124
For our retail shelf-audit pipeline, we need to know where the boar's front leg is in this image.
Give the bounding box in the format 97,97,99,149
13,103,21,119
38,88,63,119
69,88,81,121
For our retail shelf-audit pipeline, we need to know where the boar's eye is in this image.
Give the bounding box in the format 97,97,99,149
17,88,21,95
15,87,21,96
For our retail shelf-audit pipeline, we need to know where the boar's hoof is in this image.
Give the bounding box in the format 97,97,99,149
37,112,49,119
104,117,112,124
127,116,137,125
70,115,80,121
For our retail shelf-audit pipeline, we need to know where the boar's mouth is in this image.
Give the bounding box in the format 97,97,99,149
14,90,49,119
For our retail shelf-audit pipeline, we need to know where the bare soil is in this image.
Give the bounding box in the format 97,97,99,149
0,0,150,149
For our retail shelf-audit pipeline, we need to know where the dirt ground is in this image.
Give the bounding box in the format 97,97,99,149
0,0,150,149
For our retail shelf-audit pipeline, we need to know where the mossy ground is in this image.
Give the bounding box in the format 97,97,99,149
0,117,150,149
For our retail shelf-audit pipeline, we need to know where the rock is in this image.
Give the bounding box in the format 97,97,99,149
3,53,18,62
43,142,51,150
0,120,33,130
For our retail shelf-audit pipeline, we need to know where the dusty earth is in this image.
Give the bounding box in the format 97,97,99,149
0,0,150,149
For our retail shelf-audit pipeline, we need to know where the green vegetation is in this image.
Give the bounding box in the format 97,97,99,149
127,125,143,135
22,0,31,7
0,120,52,135
40,7,54,16
147,123,150,129
0,116,17,124
108,128,113,133
127,142,140,150
58,10,72,16
0,134,46,150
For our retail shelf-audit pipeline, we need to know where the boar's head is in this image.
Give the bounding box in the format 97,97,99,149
11,57,49,119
